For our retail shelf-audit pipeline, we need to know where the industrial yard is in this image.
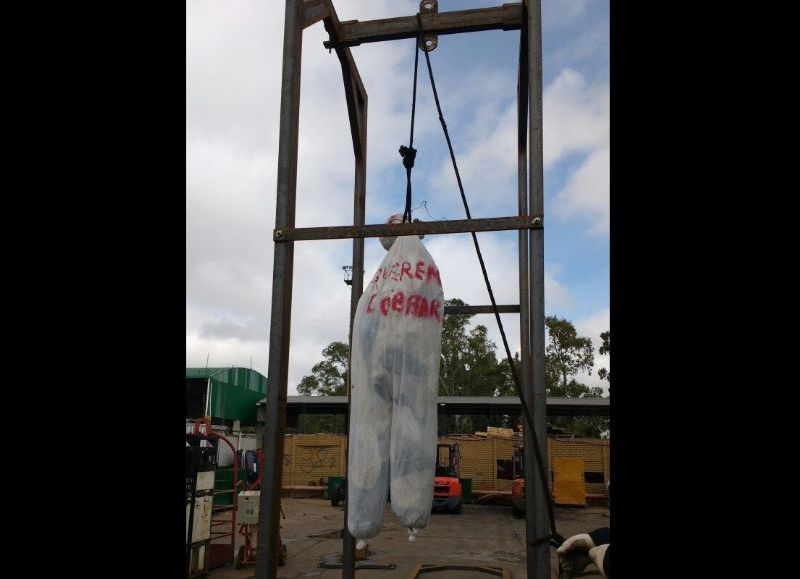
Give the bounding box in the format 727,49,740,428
186,1,612,577
207,498,610,579
186,374,611,578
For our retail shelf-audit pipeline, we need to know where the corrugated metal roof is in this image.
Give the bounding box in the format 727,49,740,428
258,395,609,407
185,367,228,379
256,395,609,417
186,367,267,394
186,367,268,424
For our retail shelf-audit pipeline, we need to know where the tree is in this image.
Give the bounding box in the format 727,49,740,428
545,316,594,397
497,352,521,397
438,299,505,397
548,377,607,438
498,351,562,397
597,330,610,383
295,311,610,437
475,316,609,437
295,341,350,433
297,341,350,396
541,317,610,437
438,298,510,433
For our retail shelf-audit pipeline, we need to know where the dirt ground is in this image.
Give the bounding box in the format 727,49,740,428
205,497,610,579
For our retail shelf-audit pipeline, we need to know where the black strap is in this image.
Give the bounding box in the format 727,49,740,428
400,30,420,224
416,12,561,544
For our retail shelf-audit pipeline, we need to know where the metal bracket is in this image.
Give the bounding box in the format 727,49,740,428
419,1,438,52
408,563,512,578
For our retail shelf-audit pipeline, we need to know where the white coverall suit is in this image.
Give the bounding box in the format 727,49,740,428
347,232,444,540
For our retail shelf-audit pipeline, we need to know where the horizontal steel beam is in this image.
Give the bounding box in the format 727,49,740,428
322,3,524,48
444,305,520,315
274,215,541,242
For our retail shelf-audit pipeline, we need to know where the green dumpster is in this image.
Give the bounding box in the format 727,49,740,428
460,478,472,504
328,476,346,506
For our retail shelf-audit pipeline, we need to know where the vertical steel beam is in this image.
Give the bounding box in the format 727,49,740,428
256,1,303,578
342,81,367,579
526,1,550,578
516,11,540,579
322,3,370,576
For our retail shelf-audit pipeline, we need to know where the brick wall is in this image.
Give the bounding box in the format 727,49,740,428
281,434,347,487
278,434,609,497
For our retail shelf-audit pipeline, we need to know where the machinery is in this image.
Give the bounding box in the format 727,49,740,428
511,446,525,518
186,418,240,575
328,476,346,507
432,444,462,514
186,442,217,576
234,450,287,569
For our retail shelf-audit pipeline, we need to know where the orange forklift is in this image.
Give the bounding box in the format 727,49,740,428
432,444,462,514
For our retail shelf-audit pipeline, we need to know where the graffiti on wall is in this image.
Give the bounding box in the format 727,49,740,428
300,447,337,473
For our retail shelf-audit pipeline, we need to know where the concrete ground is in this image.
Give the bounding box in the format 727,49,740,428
206,497,610,579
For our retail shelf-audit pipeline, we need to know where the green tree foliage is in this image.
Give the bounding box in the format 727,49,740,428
545,316,594,396
597,330,610,382
438,299,510,433
294,341,350,433
542,317,607,436
295,414,346,435
438,299,505,397
496,352,521,396
498,351,560,396
297,341,350,396
495,318,605,437
294,307,610,438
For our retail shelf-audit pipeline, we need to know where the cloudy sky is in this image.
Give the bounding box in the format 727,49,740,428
186,0,609,395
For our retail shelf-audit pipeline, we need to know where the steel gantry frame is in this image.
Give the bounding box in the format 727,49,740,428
257,1,549,578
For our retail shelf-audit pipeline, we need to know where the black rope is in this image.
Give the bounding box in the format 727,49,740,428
415,13,560,545
400,32,420,224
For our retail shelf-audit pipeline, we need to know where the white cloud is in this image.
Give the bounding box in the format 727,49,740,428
187,1,425,391
424,233,572,311
419,65,609,238
421,231,573,362
543,68,609,168
186,1,609,396
429,97,519,218
543,0,592,28
542,68,609,235
549,25,609,70
572,307,610,394
553,144,609,234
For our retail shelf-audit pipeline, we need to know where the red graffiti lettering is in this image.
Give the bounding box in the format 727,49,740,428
405,294,420,316
391,291,405,312
371,291,443,321
400,262,413,282
390,263,401,282
426,265,441,287
418,296,430,318
415,261,425,280
430,299,441,321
